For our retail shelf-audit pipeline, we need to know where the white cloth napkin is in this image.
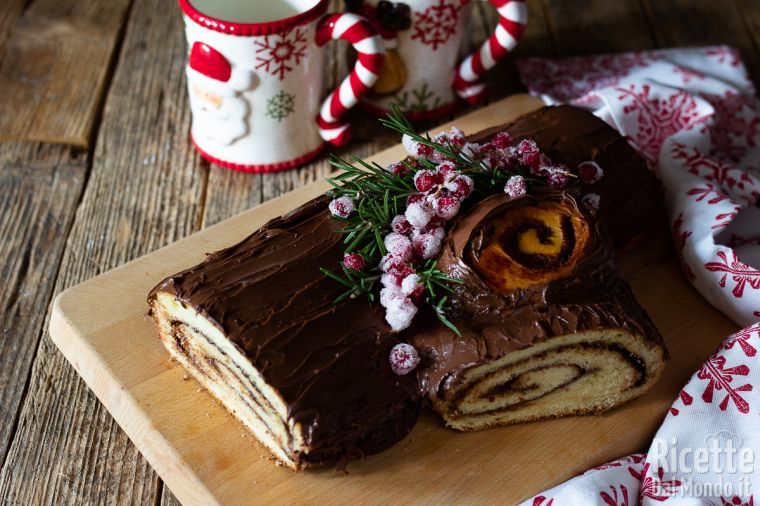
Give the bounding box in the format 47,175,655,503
514,46,760,504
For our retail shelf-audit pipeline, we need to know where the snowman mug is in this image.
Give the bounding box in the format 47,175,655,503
351,0,528,120
179,0,385,172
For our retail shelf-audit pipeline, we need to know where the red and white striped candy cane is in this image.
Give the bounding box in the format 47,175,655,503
316,13,385,146
453,0,528,104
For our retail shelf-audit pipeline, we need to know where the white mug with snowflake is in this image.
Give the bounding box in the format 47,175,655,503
352,0,528,121
179,0,385,172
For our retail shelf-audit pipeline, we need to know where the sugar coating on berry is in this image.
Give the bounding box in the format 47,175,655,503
433,195,461,220
582,193,601,213
342,252,365,270
407,193,424,206
384,233,412,261
380,286,403,307
413,233,442,259
546,166,570,187
516,139,538,155
400,273,423,297
388,343,420,374
387,161,408,176
492,131,512,149
391,214,412,234
328,196,355,218
384,299,418,333
578,160,604,184
436,161,458,179
460,142,481,159
504,175,527,198
402,134,421,157
416,143,433,158
446,175,473,200
448,127,465,146
414,170,440,192
405,201,433,229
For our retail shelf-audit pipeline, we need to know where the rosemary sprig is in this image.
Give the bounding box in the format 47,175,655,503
321,105,569,334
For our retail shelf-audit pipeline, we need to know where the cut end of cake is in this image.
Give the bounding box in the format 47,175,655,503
151,292,309,469
428,327,666,431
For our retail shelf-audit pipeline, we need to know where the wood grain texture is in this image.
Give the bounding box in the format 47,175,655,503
0,0,131,147
640,0,760,83
0,0,205,501
542,0,654,56
0,0,27,56
0,142,86,466
48,96,738,505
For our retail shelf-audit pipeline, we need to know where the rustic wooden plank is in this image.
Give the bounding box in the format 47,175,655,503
0,0,26,55
0,0,132,148
0,0,206,501
0,142,86,467
542,0,654,56
640,0,760,85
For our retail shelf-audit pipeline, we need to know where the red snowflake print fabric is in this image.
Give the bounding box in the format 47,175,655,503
519,45,760,326
516,47,760,506
411,0,461,50
254,28,307,80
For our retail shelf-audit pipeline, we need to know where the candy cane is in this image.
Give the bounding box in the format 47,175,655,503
453,0,528,104
316,13,385,146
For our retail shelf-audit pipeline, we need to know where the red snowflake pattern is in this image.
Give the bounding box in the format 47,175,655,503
254,28,307,80
671,142,759,203
697,354,753,413
673,65,705,84
702,91,760,163
517,52,657,104
686,184,730,205
720,495,755,506
531,496,554,506
630,463,682,502
617,84,703,167
705,47,741,67
712,208,741,230
705,250,760,298
672,213,696,281
411,0,460,50
600,484,632,506
669,389,694,416
722,324,759,358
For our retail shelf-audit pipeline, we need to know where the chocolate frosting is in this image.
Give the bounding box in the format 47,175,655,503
409,192,665,403
472,105,661,247
149,196,421,465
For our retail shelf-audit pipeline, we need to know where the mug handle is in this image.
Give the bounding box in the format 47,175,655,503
453,0,529,104
315,13,385,146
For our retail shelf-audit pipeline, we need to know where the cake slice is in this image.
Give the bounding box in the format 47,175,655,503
410,192,667,431
148,197,421,469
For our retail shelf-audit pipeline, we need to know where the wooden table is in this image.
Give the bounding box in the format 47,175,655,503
1,0,759,503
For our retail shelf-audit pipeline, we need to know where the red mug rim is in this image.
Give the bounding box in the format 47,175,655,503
178,0,329,36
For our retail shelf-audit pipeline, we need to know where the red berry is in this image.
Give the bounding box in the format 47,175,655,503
433,195,461,220
448,175,474,199
413,170,442,192
342,252,365,271
504,175,527,198
416,143,434,157
546,166,570,187
389,343,420,375
391,215,412,234
436,161,458,179
407,193,425,205
578,160,604,184
521,150,540,167
387,161,408,176
492,131,512,149
517,139,538,155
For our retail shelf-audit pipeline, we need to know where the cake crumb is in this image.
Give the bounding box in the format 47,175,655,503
182,374,190,381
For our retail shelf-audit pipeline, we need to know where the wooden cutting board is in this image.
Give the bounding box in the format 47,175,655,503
49,94,738,505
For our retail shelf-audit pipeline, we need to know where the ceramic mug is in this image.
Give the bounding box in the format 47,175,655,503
350,0,528,120
179,0,385,172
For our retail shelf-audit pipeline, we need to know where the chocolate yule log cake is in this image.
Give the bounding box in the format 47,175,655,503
409,192,667,431
148,197,421,470
148,104,668,469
